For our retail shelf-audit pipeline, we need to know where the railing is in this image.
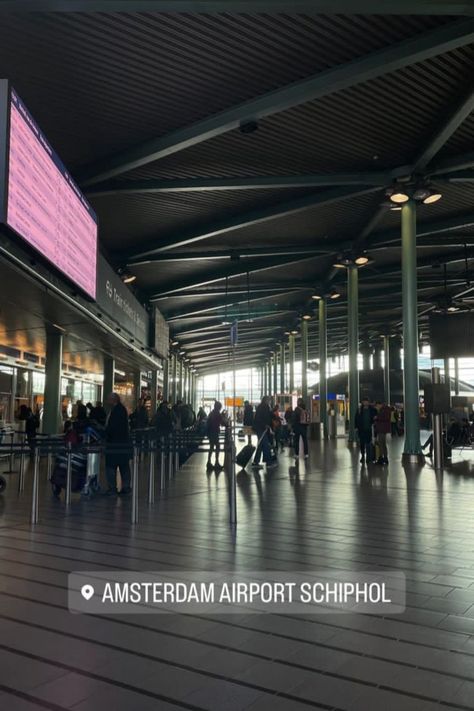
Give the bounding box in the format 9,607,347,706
0,424,237,527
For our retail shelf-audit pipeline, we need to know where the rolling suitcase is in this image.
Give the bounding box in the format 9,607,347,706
236,444,256,469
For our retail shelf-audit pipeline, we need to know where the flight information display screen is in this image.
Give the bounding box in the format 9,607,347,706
6,88,98,298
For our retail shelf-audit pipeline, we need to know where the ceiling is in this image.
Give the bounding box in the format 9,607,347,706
1,2,474,374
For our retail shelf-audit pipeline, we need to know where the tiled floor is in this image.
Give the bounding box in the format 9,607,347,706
1,434,474,710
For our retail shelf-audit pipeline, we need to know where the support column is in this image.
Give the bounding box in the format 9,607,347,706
288,334,295,394
133,370,142,403
301,318,308,400
273,352,278,399
43,330,63,434
389,337,402,371
103,355,115,411
319,300,328,438
162,357,169,401
401,200,422,460
454,358,460,396
444,358,450,391
373,344,383,370
360,343,371,371
171,353,177,404
348,265,359,443
383,335,391,405
150,369,158,414
177,358,183,401
280,343,285,394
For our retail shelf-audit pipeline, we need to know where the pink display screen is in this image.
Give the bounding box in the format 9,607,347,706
6,89,98,299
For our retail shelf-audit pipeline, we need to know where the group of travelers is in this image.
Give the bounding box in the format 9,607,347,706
354,398,394,465
204,395,311,472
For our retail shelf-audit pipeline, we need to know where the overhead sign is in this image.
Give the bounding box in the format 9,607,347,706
96,254,148,347
230,320,238,347
153,306,169,360
0,82,98,299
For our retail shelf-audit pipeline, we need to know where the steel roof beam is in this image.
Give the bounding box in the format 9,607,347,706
149,253,322,298
364,212,474,250
78,19,474,187
439,170,474,182
429,150,474,175
129,245,332,267
130,186,378,258
88,172,390,198
413,88,474,172
4,1,474,14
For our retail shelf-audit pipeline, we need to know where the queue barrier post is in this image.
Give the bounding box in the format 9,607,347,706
65,441,72,507
131,445,139,524
30,447,40,524
174,431,180,473
160,436,166,493
47,449,53,481
6,431,16,473
148,438,155,505
18,436,26,494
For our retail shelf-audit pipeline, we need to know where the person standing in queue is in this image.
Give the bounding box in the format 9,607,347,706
292,398,310,461
252,396,277,470
105,392,132,495
355,397,377,465
243,400,254,445
206,401,224,471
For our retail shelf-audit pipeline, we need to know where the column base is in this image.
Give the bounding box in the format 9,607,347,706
402,452,425,466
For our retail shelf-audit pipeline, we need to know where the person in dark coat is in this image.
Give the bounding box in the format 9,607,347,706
243,401,254,445
105,392,131,495
354,397,377,465
252,396,277,470
25,407,38,453
206,401,224,470
152,401,174,439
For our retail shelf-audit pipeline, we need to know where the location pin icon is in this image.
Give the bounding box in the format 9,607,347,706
81,584,95,601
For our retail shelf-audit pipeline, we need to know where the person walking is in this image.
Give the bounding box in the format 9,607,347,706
105,392,132,495
206,401,224,471
252,396,276,470
292,398,310,461
374,401,391,465
355,397,377,465
243,400,254,445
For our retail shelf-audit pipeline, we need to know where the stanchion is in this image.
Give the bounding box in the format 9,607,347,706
18,436,26,493
174,431,180,473
65,441,72,507
6,431,16,473
168,434,175,478
47,450,53,481
160,436,166,493
30,447,40,524
229,438,237,525
148,439,155,504
131,445,139,524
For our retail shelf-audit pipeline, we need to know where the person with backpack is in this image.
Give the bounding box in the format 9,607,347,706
292,398,310,460
355,397,377,465
206,401,224,471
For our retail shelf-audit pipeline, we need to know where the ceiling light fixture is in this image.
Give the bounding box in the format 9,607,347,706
423,191,442,204
302,314,312,320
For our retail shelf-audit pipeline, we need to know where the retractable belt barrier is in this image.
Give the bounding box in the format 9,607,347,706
0,423,237,526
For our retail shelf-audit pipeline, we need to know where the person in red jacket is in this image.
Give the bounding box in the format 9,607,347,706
374,401,391,465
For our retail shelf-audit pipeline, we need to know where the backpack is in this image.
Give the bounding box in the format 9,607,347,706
293,407,310,426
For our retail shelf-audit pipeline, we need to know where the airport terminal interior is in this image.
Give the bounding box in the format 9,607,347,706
2,1,474,709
